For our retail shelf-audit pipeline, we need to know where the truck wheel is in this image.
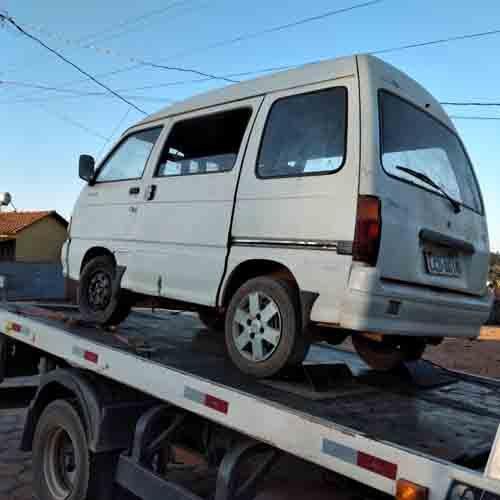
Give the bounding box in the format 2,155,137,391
33,400,91,500
225,277,309,378
352,335,426,371
78,255,132,326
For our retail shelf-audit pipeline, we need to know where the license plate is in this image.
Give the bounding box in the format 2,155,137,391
425,252,461,277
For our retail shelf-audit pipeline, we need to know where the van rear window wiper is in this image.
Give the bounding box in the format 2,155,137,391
396,165,461,214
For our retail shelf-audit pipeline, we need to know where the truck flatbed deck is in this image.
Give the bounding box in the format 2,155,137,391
1,303,500,500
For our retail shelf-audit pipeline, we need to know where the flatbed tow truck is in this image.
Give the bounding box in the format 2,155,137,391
1,303,500,500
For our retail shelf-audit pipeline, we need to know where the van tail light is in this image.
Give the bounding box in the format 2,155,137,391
353,195,381,266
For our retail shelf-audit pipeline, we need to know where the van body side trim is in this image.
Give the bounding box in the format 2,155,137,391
232,237,353,254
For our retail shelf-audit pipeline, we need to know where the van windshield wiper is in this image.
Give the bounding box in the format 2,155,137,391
396,165,461,214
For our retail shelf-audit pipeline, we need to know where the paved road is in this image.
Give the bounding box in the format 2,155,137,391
0,409,33,500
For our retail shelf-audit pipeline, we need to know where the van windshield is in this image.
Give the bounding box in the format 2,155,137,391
379,91,483,214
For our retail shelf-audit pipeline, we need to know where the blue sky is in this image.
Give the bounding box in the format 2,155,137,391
1,0,499,249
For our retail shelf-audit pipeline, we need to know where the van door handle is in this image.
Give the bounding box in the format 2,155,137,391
145,184,157,201
129,206,138,214
129,186,140,195
419,229,475,254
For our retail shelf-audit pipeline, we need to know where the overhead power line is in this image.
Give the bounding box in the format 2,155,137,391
0,13,148,115
90,1,215,46
4,10,500,123
0,1,380,102
96,108,133,159
35,103,111,141
450,115,500,121
371,27,500,55
0,63,297,105
12,21,500,108
5,70,500,114
165,0,384,61
81,0,192,44
5,15,238,84
1,1,193,76
0,79,174,104
442,101,500,107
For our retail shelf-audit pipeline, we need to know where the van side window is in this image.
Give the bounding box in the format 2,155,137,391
257,87,347,179
96,127,162,183
156,108,252,177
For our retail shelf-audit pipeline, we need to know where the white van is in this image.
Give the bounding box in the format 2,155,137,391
64,54,491,377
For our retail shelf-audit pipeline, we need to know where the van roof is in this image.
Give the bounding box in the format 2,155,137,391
136,54,359,126
134,54,454,133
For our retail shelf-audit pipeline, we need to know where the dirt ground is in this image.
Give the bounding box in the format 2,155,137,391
419,326,500,377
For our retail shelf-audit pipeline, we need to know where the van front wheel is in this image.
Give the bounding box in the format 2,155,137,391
78,256,132,326
225,277,309,378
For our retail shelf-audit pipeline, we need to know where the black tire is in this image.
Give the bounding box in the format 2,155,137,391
352,334,426,371
198,310,225,332
225,277,309,378
78,255,132,326
33,400,90,500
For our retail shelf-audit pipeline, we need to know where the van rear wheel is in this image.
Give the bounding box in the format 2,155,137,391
78,255,132,326
225,277,309,378
352,334,426,371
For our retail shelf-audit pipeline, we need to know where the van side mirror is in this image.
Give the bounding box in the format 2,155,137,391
79,155,95,184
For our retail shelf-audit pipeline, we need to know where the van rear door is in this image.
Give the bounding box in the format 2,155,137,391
376,90,489,297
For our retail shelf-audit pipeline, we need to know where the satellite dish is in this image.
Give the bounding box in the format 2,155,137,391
0,193,12,206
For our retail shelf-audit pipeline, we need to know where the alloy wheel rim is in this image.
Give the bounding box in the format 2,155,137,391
232,291,282,362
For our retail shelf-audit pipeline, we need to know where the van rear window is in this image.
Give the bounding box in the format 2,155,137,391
379,91,483,214
257,87,347,179
156,108,252,177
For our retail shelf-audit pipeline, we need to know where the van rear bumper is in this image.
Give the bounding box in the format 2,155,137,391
340,278,492,338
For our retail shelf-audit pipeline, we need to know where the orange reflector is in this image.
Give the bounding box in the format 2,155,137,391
396,479,428,500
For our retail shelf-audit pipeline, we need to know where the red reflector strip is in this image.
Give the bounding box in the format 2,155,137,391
357,451,398,480
184,386,229,415
323,439,397,481
72,346,99,365
83,350,99,364
204,394,229,414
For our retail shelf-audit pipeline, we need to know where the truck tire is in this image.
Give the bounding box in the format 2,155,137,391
225,277,309,378
33,400,91,500
78,255,132,326
352,334,426,371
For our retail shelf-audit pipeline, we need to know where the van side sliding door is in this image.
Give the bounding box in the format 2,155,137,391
135,97,263,306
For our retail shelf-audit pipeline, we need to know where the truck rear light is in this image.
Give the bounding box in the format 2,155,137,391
396,479,428,500
353,195,381,266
